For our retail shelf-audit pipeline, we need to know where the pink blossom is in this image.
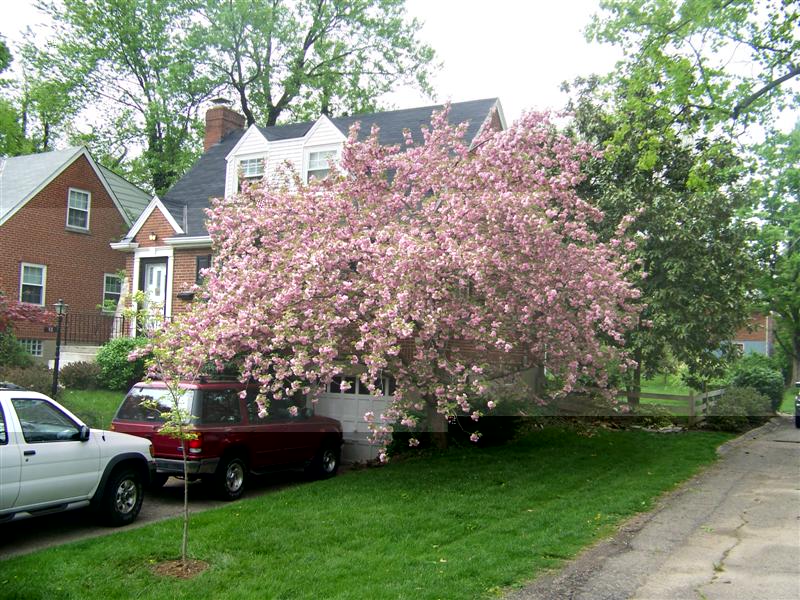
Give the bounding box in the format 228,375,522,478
159,106,639,457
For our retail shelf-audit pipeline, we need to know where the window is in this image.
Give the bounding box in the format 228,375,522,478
327,375,395,396
0,405,7,444
200,390,242,424
67,189,90,230
103,274,122,312
239,158,265,180
306,150,338,181
19,339,43,357
20,263,46,305
196,255,212,285
11,397,81,443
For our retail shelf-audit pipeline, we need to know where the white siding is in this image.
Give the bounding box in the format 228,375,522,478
225,116,347,193
265,139,304,188
304,116,346,148
224,127,269,197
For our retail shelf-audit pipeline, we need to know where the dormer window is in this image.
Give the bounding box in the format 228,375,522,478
306,149,338,182
67,188,90,231
239,157,265,180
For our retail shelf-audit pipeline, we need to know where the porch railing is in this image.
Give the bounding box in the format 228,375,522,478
62,312,131,346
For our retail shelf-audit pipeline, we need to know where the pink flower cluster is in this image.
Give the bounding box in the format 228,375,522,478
163,107,640,459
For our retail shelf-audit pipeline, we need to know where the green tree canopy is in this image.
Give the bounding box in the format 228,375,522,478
588,0,799,132
200,0,436,126
566,76,756,391
753,122,800,381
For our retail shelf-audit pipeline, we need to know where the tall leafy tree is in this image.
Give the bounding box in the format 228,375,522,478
588,0,799,133
754,123,800,381
38,0,220,194
0,36,28,156
565,77,755,394
582,0,797,389
198,0,436,126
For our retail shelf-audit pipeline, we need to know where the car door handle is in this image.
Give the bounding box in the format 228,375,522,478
23,450,36,456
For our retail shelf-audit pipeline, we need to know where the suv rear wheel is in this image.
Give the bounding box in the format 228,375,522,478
98,468,143,526
213,455,247,501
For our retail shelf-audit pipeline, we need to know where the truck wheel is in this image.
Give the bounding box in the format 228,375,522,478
307,444,340,480
99,468,143,526
214,455,247,501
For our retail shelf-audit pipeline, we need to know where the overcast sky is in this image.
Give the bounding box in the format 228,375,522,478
0,0,619,125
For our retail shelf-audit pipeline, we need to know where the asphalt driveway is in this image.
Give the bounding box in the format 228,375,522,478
508,415,800,600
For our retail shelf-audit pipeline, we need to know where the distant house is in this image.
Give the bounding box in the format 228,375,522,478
732,313,775,356
0,147,151,364
111,99,506,460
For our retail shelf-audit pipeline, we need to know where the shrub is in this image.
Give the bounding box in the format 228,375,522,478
0,364,54,396
96,337,149,391
631,404,677,429
60,361,102,390
704,386,772,432
0,331,34,368
730,362,784,411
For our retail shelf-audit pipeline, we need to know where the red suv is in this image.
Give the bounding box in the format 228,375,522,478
111,380,343,500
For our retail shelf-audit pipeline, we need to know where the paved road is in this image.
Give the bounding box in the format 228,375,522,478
508,415,800,600
0,470,303,561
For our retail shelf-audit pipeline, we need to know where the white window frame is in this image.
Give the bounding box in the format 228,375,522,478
19,339,43,357
238,156,266,180
102,273,123,312
66,188,91,231
304,147,339,183
19,263,46,306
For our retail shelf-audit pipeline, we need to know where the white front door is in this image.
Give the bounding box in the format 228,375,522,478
140,259,168,326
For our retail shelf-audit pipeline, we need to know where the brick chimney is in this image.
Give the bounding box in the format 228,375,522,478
204,99,246,151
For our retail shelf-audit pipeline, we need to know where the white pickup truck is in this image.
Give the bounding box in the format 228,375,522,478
0,385,155,526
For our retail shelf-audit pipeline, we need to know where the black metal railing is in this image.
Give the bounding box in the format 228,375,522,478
62,312,131,346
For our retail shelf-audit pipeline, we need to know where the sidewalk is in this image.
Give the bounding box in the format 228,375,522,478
507,415,800,600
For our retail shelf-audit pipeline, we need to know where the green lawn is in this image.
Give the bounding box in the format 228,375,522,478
779,387,796,413
60,388,124,429
0,427,732,599
640,374,695,396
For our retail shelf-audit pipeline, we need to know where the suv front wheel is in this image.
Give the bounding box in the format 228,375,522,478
213,455,247,501
98,468,144,526
307,443,340,480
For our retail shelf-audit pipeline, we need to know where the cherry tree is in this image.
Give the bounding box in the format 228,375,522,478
165,108,640,457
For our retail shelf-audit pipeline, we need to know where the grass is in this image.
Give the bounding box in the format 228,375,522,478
0,427,732,599
60,388,124,429
779,387,796,414
640,374,695,396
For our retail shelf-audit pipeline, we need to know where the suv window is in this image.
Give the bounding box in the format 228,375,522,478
116,388,194,422
246,393,306,423
10,398,81,443
0,404,6,444
199,390,242,424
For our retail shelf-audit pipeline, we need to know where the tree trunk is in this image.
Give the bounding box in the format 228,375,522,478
425,400,448,450
626,348,642,408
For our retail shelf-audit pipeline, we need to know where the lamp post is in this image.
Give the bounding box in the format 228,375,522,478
51,299,68,397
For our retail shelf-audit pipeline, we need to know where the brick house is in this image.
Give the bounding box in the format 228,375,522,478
0,146,150,364
112,99,507,459
732,313,775,357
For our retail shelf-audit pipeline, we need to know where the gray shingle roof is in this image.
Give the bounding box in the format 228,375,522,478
98,165,152,222
0,146,150,226
0,147,83,224
161,98,501,237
